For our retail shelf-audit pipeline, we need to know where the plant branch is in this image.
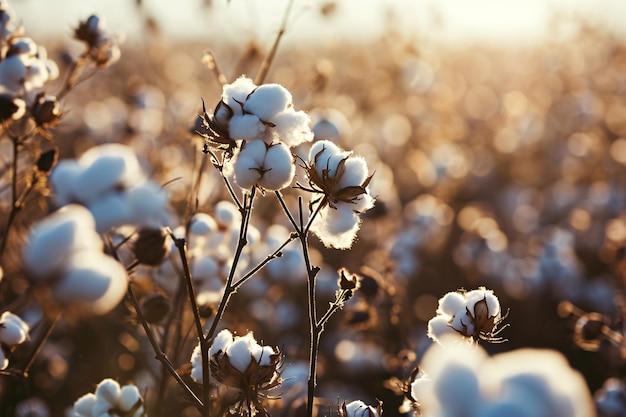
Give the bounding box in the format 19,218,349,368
254,0,295,85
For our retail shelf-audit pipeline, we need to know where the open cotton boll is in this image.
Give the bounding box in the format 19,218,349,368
437,292,466,316
94,378,121,406
222,76,257,115
0,55,27,93
337,156,369,189
210,329,234,358
258,143,295,190
190,343,203,383
53,252,128,315
257,345,276,366
465,288,500,318
87,192,133,233
233,148,265,189
118,385,142,413
427,315,456,344
310,139,341,164
126,181,169,229
310,205,360,249
225,334,255,373
74,153,141,203
451,310,476,335
78,144,142,177
326,204,360,235
23,205,102,281
343,400,381,417
72,393,97,416
272,109,314,147
0,312,29,345
229,114,265,140
243,83,292,121
433,360,482,415
49,160,82,206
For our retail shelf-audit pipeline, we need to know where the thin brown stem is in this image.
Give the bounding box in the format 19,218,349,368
21,310,61,378
202,50,228,86
254,0,295,85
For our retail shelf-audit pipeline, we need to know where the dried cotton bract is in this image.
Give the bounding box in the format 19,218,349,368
0,311,29,370
70,378,145,417
22,205,128,315
304,140,374,249
427,287,506,344
409,337,595,417
74,15,122,67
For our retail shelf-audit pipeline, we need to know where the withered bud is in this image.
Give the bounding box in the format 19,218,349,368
0,94,25,122
338,268,360,291
31,94,61,127
36,147,58,173
574,312,608,351
133,228,169,266
74,15,102,46
140,293,171,324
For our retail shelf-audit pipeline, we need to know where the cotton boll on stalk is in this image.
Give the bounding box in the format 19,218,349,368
53,252,128,315
225,334,255,373
126,181,170,229
232,140,266,189
229,114,265,140
337,156,369,189
437,291,465,316
271,109,314,147
0,312,29,346
339,400,382,417
243,83,292,121
86,192,133,233
258,142,295,190
222,76,257,116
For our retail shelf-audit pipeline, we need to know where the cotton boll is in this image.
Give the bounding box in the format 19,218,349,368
74,154,138,203
126,181,169,229
310,205,360,249
91,398,113,417
438,292,466,316
222,76,257,116
87,193,133,233
49,160,83,206
434,361,482,415
118,385,142,412
465,288,500,318
225,335,254,373
228,114,265,140
259,143,295,190
233,154,263,189
54,252,128,315
189,213,218,237
79,144,142,179
451,310,476,336
214,201,241,228
258,345,276,366
243,83,292,121
310,140,341,164
210,329,234,357
343,400,380,417
325,204,359,235
0,55,27,92
427,315,456,343
272,109,314,147
23,205,102,281
337,156,369,188
190,343,203,383
0,312,29,345
94,378,121,406
72,393,97,416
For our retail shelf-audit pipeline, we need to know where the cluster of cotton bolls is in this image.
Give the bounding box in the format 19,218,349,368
70,378,145,417
408,337,595,417
208,76,313,191
0,311,29,370
49,143,170,233
305,140,375,249
22,205,128,315
427,287,504,344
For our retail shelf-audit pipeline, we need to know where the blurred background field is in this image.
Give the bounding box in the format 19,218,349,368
3,0,626,416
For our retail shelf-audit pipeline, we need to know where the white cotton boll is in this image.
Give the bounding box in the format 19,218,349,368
73,393,97,416
326,152,350,179
74,154,139,204
310,205,360,249
87,193,133,233
53,252,128,315
243,83,292,121
427,315,456,344
49,160,82,206
214,201,240,228
25,61,49,90
228,114,265,140
23,205,102,282
344,400,380,417
451,310,475,336
233,155,263,189
433,361,481,415
118,385,142,411
239,139,268,164
222,76,257,115
438,292,466,316
225,335,254,373
79,144,142,178
189,213,218,237
192,256,219,281
258,345,276,366
352,194,375,213
337,156,369,189
258,143,295,190
190,342,203,383
272,109,314,147
126,181,169,229
326,204,359,235
0,55,27,92
309,140,341,162
465,288,500,318
0,312,29,345
94,378,121,406
90,399,112,417
410,376,433,406
210,329,234,357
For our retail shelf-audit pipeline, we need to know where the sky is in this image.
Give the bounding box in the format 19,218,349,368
9,0,626,46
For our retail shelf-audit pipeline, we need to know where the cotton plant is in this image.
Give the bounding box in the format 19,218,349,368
0,311,29,370
22,204,128,315
190,329,281,415
49,143,170,233
70,378,145,417
406,337,595,417
427,287,507,344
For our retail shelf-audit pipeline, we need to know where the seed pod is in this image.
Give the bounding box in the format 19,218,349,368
133,228,169,266
140,293,171,324
36,147,58,173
